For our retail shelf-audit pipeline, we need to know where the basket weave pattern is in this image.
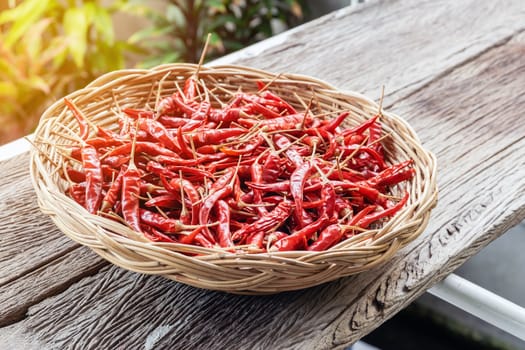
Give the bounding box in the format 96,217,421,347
30,64,438,294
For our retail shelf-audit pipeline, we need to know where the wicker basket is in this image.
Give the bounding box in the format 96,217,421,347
30,64,438,294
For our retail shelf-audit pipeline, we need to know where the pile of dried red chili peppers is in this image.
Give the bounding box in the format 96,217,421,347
63,77,415,253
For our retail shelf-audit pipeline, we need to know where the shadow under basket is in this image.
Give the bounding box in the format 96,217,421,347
30,64,438,294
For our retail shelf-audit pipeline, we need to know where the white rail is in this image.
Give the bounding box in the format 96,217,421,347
428,274,525,340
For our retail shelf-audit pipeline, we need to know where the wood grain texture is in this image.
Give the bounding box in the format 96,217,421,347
0,153,108,327
0,153,72,286
1,0,525,349
213,0,525,103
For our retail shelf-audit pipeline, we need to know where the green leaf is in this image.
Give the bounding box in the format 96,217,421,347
0,81,17,98
138,52,180,69
93,5,115,45
43,37,69,70
166,4,185,25
28,76,51,95
22,18,51,62
1,0,50,48
128,25,174,44
63,7,88,68
206,0,227,13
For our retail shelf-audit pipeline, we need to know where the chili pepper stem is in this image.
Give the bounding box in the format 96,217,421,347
194,33,211,79
378,85,385,117
257,73,282,92
145,192,170,219
154,71,172,118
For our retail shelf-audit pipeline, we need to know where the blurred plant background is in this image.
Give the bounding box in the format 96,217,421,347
0,0,306,145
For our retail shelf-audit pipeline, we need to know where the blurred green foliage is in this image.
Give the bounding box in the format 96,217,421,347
0,0,138,143
127,0,306,67
0,0,306,144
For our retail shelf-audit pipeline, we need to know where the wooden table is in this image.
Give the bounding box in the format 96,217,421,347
1,0,524,348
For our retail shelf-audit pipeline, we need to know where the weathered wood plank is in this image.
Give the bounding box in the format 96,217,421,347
0,153,73,286
0,153,108,326
0,247,106,327
213,0,525,103
2,10,524,350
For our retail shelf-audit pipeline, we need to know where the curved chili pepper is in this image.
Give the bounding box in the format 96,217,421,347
183,77,197,100
320,183,336,220
100,166,126,213
158,116,203,130
244,100,282,119
239,113,305,132
249,162,268,217
81,145,103,214
107,141,179,159
321,111,350,133
185,128,246,147
141,224,177,243
121,166,142,232
365,159,414,188
64,98,89,140
86,136,124,149
123,108,154,119
144,193,180,208
260,90,297,114
232,200,293,243
340,145,386,170
166,177,201,225
138,118,180,152
271,215,329,252
140,209,195,233
342,114,379,137
199,186,230,243
274,134,304,167
367,116,384,155
306,224,342,251
215,200,234,248
290,161,314,227
357,191,409,228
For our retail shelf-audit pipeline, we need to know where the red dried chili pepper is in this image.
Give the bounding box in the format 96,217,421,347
121,165,142,232
107,141,179,159
100,166,126,213
215,200,234,248
81,145,103,214
357,191,409,228
271,215,329,251
64,98,89,140
290,161,314,227
140,209,196,233
274,134,304,167
306,224,342,251
165,177,201,225
138,118,180,152
321,111,350,133
234,200,293,245
239,113,305,132
186,128,246,147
